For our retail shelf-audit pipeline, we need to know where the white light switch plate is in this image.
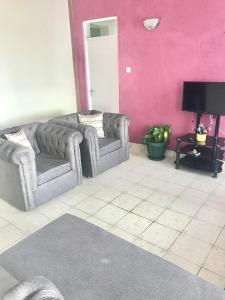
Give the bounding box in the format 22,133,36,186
126,67,132,73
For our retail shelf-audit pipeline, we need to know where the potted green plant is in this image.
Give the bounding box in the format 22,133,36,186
144,124,172,160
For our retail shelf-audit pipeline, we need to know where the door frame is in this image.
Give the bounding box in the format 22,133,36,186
83,16,118,110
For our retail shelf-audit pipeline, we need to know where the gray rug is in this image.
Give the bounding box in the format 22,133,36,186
0,214,224,300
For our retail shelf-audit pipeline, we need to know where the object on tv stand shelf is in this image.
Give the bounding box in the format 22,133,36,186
187,148,201,157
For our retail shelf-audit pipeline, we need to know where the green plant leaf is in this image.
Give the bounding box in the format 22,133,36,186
144,124,172,143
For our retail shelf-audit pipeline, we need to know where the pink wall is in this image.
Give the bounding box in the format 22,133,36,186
71,0,225,147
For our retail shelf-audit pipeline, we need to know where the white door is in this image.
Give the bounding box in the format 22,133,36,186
86,34,119,113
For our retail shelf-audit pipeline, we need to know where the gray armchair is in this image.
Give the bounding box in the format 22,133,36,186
49,111,131,177
0,266,64,300
0,123,82,211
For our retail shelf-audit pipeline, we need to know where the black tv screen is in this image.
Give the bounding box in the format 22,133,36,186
182,82,225,115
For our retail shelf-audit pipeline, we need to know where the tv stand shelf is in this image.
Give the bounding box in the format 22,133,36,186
175,114,224,177
178,155,223,174
179,133,225,148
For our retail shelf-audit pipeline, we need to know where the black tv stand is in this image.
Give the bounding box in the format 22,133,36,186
175,113,225,178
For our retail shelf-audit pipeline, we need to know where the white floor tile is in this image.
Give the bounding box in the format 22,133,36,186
0,217,8,229
169,197,202,216
134,239,165,257
169,233,212,266
146,191,176,207
108,227,136,243
109,178,133,192
94,187,122,202
132,201,165,221
158,182,185,196
179,188,209,203
59,191,88,206
205,196,225,212
156,209,191,231
94,204,127,225
168,172,196,187
196,206,225,227
204,247,225,277
214,185,225,197
0,224,25,252
94,173,116,186
116,213,151,236
112,194,142,211
190,178,218,193
141,222,180,250
76,181,105,195
9,211,50,234
215,229,225,250
140,177,166,190
184,218,222,244
87,216,111,230
75,197,106,215
67,208,89,220
36,201,69,219
198,268,225,289
0,200,22,222
127,184,154,199
163,251,200,275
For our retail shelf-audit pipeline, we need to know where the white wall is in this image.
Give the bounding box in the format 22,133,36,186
0,0,77,128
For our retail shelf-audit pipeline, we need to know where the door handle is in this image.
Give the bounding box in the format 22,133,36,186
89,89,96,96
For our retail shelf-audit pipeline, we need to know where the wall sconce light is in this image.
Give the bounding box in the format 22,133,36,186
143,18,160,30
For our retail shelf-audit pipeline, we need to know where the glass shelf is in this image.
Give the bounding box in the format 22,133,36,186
177,133,225,148
179,156,223,173
179,145,224,160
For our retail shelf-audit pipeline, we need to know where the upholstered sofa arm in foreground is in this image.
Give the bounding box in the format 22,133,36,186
3,276,64,300
0,138,37,210
0,138,35,166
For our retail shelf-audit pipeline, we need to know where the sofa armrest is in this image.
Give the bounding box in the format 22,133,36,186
103,113,131,146
0,138,37,186
36,124,83,172
3,276,64,300
0,138,34,164
0,138,37,210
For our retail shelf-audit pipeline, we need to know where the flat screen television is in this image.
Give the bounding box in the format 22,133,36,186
182,82,225,115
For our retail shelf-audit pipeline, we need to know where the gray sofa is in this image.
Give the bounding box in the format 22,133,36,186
0,267,64,299
0,123,82,211
49,111,130,177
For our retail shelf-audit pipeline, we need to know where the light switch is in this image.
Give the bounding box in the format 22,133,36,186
126,67,132,73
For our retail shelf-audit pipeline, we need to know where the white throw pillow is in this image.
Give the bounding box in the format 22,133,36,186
5,129,35,156
78,113,105,138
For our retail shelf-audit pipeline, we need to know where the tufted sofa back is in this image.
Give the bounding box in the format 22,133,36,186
51,113,79,124
35,123,81,161
49,110,102,126
0,123,41,154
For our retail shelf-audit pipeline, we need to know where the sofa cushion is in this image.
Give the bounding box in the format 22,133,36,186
36,153,71,186
99,137,121,156
5,129,35,157
78,113,105,138
0,123,40,154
